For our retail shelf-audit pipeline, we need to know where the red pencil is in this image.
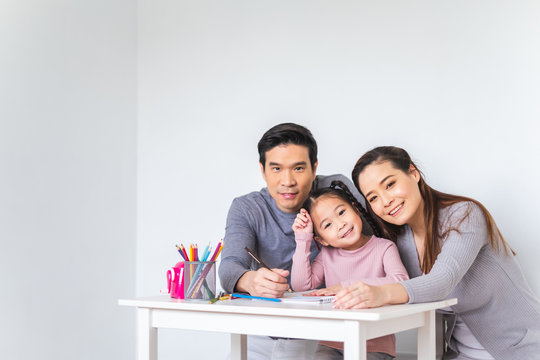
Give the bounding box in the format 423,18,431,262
180,244,189,261
210,241,224,261
209,240,223,261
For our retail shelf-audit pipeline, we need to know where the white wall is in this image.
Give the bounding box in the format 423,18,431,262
138,0,540,358
0,1,137,359
6,0,537,359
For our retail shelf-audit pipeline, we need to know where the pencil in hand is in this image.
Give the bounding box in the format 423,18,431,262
244,246,292,292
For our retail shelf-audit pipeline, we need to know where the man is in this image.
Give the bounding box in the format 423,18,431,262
218,123,370,359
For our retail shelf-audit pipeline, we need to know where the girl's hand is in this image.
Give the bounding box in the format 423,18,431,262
307,284,342,296
292,208,313,234
332,282,387,309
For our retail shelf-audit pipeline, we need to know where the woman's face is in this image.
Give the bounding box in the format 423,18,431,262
357,160,423,226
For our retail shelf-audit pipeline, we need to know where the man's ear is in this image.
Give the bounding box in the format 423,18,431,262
312,160,318,177
260,162,267,181
314,235,327,247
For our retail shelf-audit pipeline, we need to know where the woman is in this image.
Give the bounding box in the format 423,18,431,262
334,146,540,360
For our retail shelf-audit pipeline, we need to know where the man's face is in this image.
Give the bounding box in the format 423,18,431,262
260,144,318,213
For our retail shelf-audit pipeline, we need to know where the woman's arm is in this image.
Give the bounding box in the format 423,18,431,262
335,203,489,308
402,203,489,303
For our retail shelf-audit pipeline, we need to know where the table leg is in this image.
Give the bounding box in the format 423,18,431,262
344,320,366,360
230,334,247,360
417,310,436,360
138,308,157,360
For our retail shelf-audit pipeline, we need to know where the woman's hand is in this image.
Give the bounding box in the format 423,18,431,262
333,282,409,309
332,282,387,309
292,208,313,234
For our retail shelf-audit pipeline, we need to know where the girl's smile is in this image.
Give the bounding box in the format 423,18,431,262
310,195,369,251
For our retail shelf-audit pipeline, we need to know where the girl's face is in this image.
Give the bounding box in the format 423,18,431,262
357,160,423,227
310,195,366,251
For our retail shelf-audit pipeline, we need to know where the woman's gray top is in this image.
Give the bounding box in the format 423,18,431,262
398,202,540,360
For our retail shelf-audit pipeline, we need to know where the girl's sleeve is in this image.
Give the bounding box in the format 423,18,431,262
291,233,325,291
401,202,490,303
361,242,410,286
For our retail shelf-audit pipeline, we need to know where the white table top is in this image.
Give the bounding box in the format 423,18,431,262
119,295,457,321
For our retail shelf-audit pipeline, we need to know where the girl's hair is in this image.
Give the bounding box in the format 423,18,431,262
303,180,382,238
351,146,513,274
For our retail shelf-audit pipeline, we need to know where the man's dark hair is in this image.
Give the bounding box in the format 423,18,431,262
257,123,318,169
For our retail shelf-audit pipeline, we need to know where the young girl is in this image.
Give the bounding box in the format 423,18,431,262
336,146,540,359
291,180,409,360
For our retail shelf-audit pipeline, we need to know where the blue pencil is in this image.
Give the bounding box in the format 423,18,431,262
175,245,187,261
231,293,281,302
201,243,211,262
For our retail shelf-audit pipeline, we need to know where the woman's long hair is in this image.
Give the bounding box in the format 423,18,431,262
351,146,513,274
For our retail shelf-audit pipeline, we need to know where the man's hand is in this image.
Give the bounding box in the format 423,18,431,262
292,208,313,235
235,268,290,298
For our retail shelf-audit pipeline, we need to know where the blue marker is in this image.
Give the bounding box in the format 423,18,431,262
231,293,281,302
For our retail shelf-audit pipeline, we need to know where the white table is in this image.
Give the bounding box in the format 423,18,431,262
119,296,456,360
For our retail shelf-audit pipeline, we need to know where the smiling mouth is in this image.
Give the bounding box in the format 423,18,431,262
341,227,353,238
279,192,298,199
389,203,404,216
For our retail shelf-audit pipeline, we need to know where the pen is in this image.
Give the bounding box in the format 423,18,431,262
244,246,292,292
231,293,281,302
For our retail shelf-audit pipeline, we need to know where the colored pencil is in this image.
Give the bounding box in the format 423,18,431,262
175,245,187,260
209,240,222,261
180,244,189,261
231,293,281,302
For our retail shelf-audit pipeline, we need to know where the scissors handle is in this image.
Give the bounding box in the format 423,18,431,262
166,268,174,293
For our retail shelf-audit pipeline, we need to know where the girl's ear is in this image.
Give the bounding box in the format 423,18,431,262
314,235,328,247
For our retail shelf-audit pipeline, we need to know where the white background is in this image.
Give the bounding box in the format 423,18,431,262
2,0,539,359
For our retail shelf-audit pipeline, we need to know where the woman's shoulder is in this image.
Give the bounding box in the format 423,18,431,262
440,200,481,217
440,200,487,230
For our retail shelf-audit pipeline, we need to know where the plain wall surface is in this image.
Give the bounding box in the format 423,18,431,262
3,1,540,359
137,0,540,358
1,1,137,359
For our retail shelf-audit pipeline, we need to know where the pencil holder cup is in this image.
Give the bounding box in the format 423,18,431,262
167,261,185,299
184,261,217,301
